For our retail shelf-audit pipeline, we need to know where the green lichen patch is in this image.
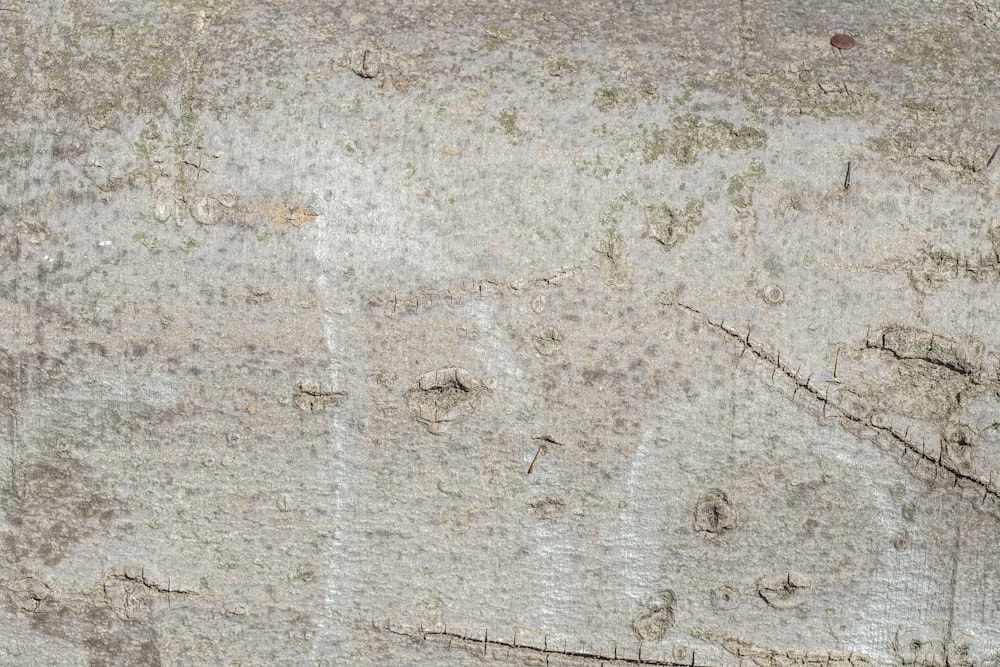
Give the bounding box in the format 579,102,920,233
497,107,521,137
132,232,163,249
728,157,766,198
731,158,766,189
544,55,576,77
720,67,877,118
869,130,987,175
595,225,628,285
645,198,704,250
672,114,766,151
18,221,50,245
593,87,626,113
575,150,622,180
84,100,119,131
483,23,515,51
593,81,658,113
640,115,767,166
640,126,672,164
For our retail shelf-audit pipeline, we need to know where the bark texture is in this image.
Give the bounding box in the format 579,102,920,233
1,1,999,665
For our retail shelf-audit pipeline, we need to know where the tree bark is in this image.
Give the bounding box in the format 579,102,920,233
1,1,999,665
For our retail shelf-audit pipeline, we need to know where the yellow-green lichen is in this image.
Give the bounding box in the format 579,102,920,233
646,199,704,250
483,23,515,51
728,158,766,211
641,115,767,166
868,131,985,175
595,224,628,285
498,107,521,137
544,55,576,77
593,81,657,113
712,66,877,118
19,221,50,244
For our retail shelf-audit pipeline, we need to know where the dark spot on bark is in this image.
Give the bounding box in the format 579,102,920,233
830,34,856,50
694,489,737,534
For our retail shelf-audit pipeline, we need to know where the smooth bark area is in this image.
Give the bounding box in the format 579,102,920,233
1,2,999,665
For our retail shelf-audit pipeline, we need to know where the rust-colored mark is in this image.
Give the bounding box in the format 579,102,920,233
830,33,856,50
244,199,318,234
287,205,318,227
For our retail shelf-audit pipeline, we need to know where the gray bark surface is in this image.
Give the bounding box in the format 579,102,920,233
1,1,999,665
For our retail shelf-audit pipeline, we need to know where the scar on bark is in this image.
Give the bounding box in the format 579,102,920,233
406,367,484,434
694,489,737,534
865,324,981,378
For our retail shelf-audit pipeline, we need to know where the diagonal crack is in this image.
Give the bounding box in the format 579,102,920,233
673,303,1000,518
378,620,700,666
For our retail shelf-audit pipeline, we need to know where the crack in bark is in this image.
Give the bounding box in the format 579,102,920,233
863,326,983,379
364,265,586,317
673,303,1000,517
694,631,878,667
107,570,197,596
864,340,971,377
292,383,348,412
377,620,701,666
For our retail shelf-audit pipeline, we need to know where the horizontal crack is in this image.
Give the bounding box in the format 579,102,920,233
108,571,197,596
364,265,586,317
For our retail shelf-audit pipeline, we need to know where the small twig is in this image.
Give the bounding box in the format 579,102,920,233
843,161,852,191
987,144,1000,170
527,444,547,474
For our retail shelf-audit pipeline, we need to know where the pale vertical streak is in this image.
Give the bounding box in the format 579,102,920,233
308,218,363,660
